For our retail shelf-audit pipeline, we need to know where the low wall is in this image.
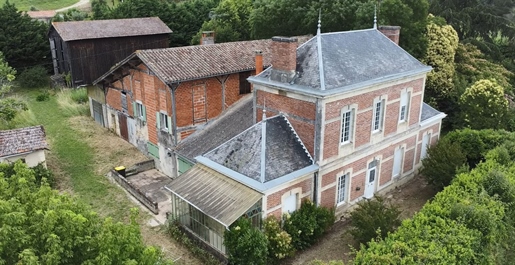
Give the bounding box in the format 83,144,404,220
109,169,159,214
126,159,155,176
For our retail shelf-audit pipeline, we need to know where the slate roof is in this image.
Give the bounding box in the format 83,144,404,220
203,115,313,182
51,17,172,41
420,102,445,122
250,29,431,95
175,94,254,162
0,126,48,157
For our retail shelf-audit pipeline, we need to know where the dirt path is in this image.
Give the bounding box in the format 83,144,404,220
282,175,438,265
55,0,90,12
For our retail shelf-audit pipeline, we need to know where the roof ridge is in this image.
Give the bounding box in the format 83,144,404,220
280,115,313,163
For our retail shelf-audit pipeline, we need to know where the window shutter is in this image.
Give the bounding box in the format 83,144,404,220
156,112,160,130
167,115,172,134
142,105,146,122
132,102,137,117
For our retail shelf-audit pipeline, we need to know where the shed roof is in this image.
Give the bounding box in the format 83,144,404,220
250,29,432,96
175,94,254,162
166,164,262,227
27,10,56,19
0,126,48,157
203,115,313,183
50,17,172,41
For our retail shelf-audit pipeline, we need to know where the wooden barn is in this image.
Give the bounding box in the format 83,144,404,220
48,17,172,86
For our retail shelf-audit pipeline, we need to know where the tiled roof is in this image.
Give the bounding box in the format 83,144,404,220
204,115,313,182
251,29,431,95
27,10,56,18
136,39,272,84
51,17,172,41
420,103,444,122
175,94,254,162
0,126,48,157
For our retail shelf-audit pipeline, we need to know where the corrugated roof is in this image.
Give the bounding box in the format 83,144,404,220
175,94,254,162
204,115,313,182
51,17,172,41
136,39,272,84
251,29,431,95
0,126,48,157
166,164,261,227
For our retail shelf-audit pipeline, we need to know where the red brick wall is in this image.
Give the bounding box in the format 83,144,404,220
106,88,122,111
266,178,312,210
320,186,336,208
380,159,394,186
256,90,316,156
271,37,298,72
384,101,399,136
409,94,422,126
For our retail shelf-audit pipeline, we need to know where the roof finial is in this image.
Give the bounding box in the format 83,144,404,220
262,99,267,120
317,8,322,35
373,4,377,29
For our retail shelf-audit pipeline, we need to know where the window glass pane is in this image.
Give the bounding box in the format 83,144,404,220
368,168,376,182
337,174,347,203
341,110,352,143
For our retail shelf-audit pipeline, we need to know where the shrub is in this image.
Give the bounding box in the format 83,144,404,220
224,218,268,265
0,161,54,187
166,220,220,265
420,137,468,189
17,66,49,88
36,90,50,101
283,200,335,250
71,87,88,104
348,196,401,246
263,216,294,264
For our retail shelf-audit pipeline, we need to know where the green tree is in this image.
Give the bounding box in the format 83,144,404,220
0,161,172,264
52,8,89,22
460,79,509,130
0,1,50,70
224,217,268,265
420,137,467,189
0,52,27,125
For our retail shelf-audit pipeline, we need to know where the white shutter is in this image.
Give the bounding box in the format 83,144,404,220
393,148,403,177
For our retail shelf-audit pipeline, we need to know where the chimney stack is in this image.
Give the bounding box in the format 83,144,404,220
255,50,263,75
270,36,298,82
200,31,215,45
378,26,401,45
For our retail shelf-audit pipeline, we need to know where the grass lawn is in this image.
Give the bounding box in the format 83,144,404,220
2,0,79,11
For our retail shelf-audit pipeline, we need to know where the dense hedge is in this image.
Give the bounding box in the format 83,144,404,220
354,145,515,264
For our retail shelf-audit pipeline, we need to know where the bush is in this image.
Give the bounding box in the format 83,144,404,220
17,66,49,88
36,90,50,101
263,216,294,264
0,161,54,187
71,87,88,104
420,137,468,190
224,218,268,265
348,196,401,245
283,200,335,250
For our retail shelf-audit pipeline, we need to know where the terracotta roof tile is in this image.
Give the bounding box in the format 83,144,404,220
0,126,48,157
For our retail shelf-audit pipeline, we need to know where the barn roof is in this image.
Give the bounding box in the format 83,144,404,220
0,126,48,157
50,17,172,41
26,10,56,19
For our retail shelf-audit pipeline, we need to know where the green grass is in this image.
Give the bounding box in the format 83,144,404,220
17,88,133,221
2,0,79,11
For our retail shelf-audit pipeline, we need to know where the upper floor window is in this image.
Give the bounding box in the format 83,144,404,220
337,173,349,204
340,108,354,144
134,101,146,121
157,112,170,133
372,98,385,132
399,91,410,122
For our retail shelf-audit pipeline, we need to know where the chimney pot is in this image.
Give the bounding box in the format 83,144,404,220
378,26,401,45
255,50,263,75
200,31,215,45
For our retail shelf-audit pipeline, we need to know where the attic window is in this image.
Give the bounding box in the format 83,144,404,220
239,71,252,94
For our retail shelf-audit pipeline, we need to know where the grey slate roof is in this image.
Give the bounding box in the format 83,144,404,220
421,103,444,122
0,126,48,157
251,29,431,95
203,115,312,182
51,17,172,41
135,39,272,84
175,94,254,162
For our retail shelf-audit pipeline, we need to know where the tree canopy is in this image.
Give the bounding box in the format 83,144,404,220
0,161,172,264
0,52,27,125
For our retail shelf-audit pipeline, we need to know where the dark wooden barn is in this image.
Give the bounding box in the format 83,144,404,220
48,17,172,86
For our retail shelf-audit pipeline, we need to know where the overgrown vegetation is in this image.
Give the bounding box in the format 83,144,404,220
263,216,295,264
17,65,49,88
56,88,89,116
348,196,402,246
0,162,54,187
225,218,269,265
166,221,220,265
354,143,515,264
0,161,172,264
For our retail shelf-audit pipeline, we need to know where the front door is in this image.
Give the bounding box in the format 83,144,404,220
364,161,377,199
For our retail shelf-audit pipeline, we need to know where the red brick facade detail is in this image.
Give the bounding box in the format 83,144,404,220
320,186,336,208
256,90,316,156
266,178,312,210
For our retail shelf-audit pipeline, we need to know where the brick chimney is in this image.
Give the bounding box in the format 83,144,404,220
270,36,298,82
255,50,263,75
378,26,401,45
200,31,215,45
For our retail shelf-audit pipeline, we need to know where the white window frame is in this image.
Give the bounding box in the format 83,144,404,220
160,112,169,131
340,108,354,144
399,91,410,123
372,98,385,133
392,147,404,178
135,102,144,120
337,173,349,205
